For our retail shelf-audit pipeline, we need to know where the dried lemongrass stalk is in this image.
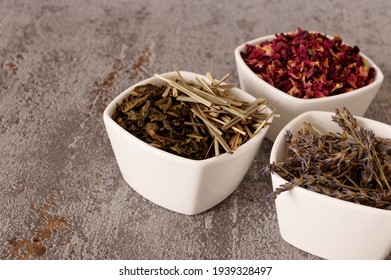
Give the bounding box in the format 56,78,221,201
155,70,273,154
155,74,213,107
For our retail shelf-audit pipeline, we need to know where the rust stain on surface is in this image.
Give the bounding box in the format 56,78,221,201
89,58,125,114
7,202,69,260
3,53,23,75
92,59,124,91
88,46,152,115
129,47,151,80
0,53,24,93
5,62,18,74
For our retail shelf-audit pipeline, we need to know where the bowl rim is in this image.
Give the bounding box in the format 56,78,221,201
103,70,273,164
270,110,391,215
234,31,384,104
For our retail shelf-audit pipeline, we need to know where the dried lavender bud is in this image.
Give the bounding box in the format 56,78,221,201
265,107,391,210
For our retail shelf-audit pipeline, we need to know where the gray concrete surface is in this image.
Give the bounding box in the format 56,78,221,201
1,0,390,260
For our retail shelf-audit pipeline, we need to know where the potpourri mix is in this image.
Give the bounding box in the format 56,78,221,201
241,28,376,98
265,108,391,210
112,70,273,160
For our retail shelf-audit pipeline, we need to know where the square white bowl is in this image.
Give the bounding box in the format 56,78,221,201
270,111,391,259
235,33,384,142
103,71,273,215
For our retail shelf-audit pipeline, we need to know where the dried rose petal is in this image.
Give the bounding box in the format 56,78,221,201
241,28,376,99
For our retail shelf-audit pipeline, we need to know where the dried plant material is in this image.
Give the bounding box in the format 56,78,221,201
265,107,391,210
241,28,376,99
112,70,273,160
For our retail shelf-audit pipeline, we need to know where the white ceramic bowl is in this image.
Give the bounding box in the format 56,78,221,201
270,111,391,259
103,71,273,215
235,33,384,142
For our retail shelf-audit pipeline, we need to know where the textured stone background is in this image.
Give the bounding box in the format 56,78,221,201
0,0,390,260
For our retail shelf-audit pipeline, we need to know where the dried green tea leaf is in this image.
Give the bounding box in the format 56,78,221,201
113,70,273,160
